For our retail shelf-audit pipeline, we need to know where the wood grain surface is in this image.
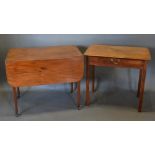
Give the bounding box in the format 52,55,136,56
84,44,151,60
6,46,82,62
6,46,84,87
85,44,151,112
89,56,145,68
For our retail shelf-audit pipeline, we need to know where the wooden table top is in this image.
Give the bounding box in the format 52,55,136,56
6,46,84,87
84,45,151,60
6,46,82,62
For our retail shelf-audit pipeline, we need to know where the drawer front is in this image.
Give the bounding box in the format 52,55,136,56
6,57,84,87
89,56,144,68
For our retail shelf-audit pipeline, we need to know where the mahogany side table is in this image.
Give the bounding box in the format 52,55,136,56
84,44,151,112
5,46,84,116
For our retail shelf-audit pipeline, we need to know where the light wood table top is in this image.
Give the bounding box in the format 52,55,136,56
85,44,151,112
84,44,151,60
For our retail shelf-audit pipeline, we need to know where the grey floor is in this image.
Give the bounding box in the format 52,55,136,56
0,67,155,121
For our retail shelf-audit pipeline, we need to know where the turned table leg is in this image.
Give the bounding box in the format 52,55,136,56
86,57,90,106
138,63,147,112
12,87,19,116
92,65,95,93
77,81,81,110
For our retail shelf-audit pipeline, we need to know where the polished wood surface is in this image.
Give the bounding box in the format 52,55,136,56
85,45,151,112
6,46,82,62
92,66,95,93
6,46,84,115
89,56,144,68
12,87,18,116
86,57,90,106
138,62,147,112
77,81,81,110
84,44,151,60
6,46,84,87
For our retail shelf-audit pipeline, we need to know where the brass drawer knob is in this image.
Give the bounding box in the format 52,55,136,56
110,58,114,62
114,61,118,64
110,58,120,64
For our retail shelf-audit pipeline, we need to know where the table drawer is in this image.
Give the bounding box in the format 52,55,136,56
89,56,144,68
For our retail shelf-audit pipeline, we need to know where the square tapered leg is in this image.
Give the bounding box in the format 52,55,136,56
12,87,19,116
77,81,81,110
138,63,147,112
86,57,90,106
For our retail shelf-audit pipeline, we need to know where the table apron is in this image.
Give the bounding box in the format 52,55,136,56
88,56,146,69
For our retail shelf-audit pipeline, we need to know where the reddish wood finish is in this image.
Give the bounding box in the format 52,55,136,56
77,81,81,110
92,65,95,92
138,62,147,112
89,56,144,68
86,57,90,106
6,46,84,115
6,57,83,87
12,87,19,116
85,44,151,112
137,69,142,97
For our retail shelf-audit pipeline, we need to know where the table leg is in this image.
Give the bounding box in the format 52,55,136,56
75,83,77,91
138,63,147,112
137,69,142,97
92,65,95,93
12,87,19,116
70,83,74,93
77,81,81,110
17,87,20,98
86,57,90,106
